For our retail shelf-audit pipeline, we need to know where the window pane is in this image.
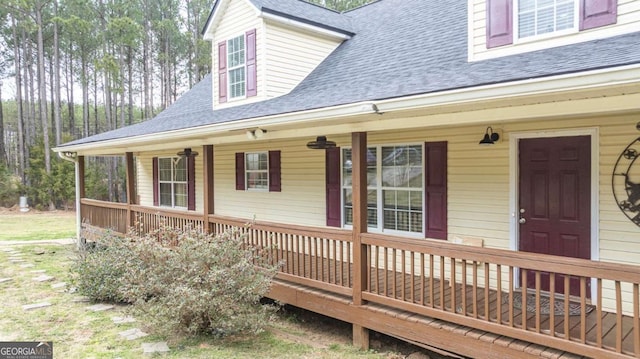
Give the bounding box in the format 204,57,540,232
246,153,267,171
174,183,187,207
383,189,422,233
520,0,535,11
159,158,172,181
247,172,268,189
343,189,353,225
367,148,377,186
410,191,423,211
556,2,574,30
382,146,422,187
367,190,378,227
537,7,555,35
174,157,186,181
228,35,245,68
519,12,535,37
342,149,352,186
159,183,172,206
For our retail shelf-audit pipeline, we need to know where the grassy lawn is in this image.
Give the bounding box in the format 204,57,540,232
0,243,412,358
0,211,76,241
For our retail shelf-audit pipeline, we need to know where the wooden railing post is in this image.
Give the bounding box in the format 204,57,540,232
352,132,370,350
203,145,214,234
125,152,136,231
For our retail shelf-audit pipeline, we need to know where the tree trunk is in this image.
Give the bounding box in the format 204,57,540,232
12,17,25,183
35,3,55,210
67,43,76,139
53,1,62,146
0,82,6,166
82,56,89,137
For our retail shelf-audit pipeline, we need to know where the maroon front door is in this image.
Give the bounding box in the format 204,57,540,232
518,136,591,297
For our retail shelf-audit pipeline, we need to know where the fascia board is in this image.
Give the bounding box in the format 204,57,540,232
374,63,640,113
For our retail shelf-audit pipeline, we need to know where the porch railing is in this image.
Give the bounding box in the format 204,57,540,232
209,214,354,296
362,233,640,359
79,200,640,359
80,199,128,234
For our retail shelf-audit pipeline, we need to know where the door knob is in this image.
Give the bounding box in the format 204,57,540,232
518,208,526,224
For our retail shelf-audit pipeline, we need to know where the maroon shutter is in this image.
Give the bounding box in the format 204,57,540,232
152,157,159,206
425,142,447,240
580,0,617,30
187,155,196,211
245,29,257,97
486,0,513,48
326,147,341,227
235,152,245,190
268,150,281,192
218,41,227,103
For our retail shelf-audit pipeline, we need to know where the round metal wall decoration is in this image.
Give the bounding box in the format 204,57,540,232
612,122,640,228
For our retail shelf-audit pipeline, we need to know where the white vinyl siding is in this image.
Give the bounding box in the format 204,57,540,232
263,22,343,99
212,0,261,107
469,0,640,61
215,138,329,227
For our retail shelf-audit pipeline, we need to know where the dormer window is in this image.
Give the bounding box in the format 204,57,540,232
218,29,257,103
517,0,576,39
486,0,617,48
228,35,246,98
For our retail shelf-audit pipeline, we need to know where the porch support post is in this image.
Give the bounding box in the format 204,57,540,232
351,131,370,350
125,152,136,231
77,155,85,248
202,145,214,233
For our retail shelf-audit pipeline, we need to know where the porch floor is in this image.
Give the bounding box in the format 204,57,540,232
269,279,590,359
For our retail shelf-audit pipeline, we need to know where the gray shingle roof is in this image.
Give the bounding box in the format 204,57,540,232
248,0,355,35
61,0,640,148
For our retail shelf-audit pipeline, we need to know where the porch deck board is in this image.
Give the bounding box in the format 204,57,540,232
274,252,635,357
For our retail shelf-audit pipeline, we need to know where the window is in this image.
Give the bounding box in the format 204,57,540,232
158,157,187,208
245,152,268,190
235,151,281,192
486,0,618,49
217,29,256,103
517,0,576,39
227,35,246,99
342,145,424,234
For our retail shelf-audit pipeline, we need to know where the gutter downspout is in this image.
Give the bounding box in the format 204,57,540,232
57,151,83,249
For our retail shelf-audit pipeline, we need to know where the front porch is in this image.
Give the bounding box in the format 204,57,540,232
80,198,640,359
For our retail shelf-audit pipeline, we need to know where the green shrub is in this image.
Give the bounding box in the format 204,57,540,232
71,225,281,337
70,232,142,303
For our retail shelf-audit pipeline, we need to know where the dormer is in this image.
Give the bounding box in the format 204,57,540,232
202,0,354,109
469,0,639,61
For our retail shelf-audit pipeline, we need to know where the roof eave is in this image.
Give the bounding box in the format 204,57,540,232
53,63,640,156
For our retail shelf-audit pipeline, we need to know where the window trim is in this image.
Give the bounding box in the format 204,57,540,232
341,143,426,238
513,0,579,43
157,156,188,209
245,151,269,191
